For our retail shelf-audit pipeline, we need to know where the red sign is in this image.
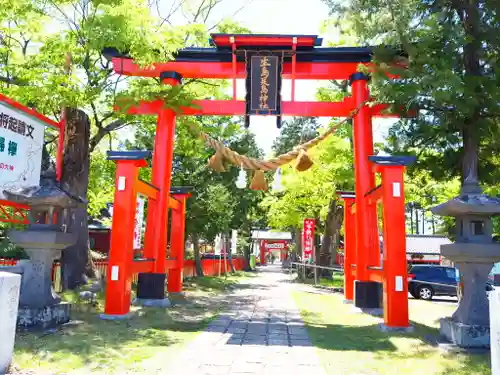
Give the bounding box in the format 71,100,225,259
303,218,315,261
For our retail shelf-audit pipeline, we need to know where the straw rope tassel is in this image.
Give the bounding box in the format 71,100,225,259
250,170,267,191
294,148,314,171
208,150,225,172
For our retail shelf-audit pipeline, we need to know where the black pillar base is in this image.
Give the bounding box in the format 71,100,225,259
354,281,382,309
136,273,166,300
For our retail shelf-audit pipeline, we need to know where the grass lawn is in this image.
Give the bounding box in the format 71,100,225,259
293,291,491,375
295,271,345,289
319,273,344,288
13,272,252,374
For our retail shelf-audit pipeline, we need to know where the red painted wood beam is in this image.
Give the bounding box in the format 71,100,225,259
366,185,383,205
182,100,245,116
112,58,378,81
0,200,30,210
211,34,319,48
368,268,384,283
164,259,177,270
168,197,181,211
131,260,155,274
171,193,192,200
134,180,158,201
119,99,406,118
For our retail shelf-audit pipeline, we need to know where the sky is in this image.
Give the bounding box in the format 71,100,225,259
186,0,396,156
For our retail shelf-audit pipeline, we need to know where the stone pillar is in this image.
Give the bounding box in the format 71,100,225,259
491,287,500,375
0,271,21,373
453,262,493,326
431,195,500,347
20,248,61,308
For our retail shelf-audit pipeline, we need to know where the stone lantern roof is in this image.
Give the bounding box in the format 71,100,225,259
431,193,500,217
2,169,84,210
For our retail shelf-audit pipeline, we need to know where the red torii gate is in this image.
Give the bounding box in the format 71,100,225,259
259,240,290,265
101,150,191,319
105,33,413,328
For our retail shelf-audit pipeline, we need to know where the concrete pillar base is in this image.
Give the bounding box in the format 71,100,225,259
132,297,171,308
17,302,71,330
378,323,415,333
99,312,133,320
440,317,490,348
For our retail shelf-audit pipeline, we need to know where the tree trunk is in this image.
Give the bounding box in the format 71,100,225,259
454,1,482,194
330,205,344,266
244,237,252,270
294,227,302,259
192,233,204,276
60,108,91,290
319,199,337,266
225,233,235,273
319,200,344,268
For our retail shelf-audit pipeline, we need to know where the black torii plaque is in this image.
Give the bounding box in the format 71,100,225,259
244,54,282,127
249,55,280,113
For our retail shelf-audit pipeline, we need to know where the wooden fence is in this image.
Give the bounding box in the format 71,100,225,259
0,257,247,292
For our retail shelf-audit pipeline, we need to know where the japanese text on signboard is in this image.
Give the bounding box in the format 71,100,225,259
0,112,34,161
0,102,45,199
133,197,145,250
249,55,279,113
303,218,315,261
0,112,35,140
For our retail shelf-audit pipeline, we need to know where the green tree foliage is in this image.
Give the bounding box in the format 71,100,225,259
322,0,500,188
87,151,116,218
271,117,320,156
404,170,461,235
0,0,256,285
0,0,245,216
262,130,353,230
322,0,500,239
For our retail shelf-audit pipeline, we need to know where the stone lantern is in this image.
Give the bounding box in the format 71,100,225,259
432,178,500,347
2,169,80,328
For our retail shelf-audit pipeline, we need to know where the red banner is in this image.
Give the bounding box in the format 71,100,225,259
303,218,315,261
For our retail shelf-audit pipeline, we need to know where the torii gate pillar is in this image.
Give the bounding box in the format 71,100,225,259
143,72,183,274
350,73,382,308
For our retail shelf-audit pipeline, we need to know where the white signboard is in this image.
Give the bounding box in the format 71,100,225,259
264,242,285,249
133,196,145,250
490,287,500,375
214,234,223,255
0,102,45,198
231,229,237,253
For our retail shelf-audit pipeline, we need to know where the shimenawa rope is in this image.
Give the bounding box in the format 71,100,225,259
187,100,368,172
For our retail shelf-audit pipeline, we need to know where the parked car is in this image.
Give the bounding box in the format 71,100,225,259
408,265,458,300
408,264,496,300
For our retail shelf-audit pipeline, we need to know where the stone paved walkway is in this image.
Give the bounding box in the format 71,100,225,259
166,264,325,375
